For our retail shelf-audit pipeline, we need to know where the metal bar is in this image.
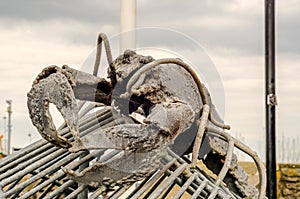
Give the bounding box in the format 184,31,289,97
65,185,87,199
265,0,277,199
0,101,89,168
148,163,188,199
172,173,197,199
10,178,44,198
142,173,167,198
0,147,59,180
99,150,122,163
5,178,29,199
89,186,106,199
54,193,64,199
163,169,210,198
125,174,153,198
0,101,90,168
3,151,83,198
160,181,176,199
0,108,112,176
191,179,208,199
167,149,235,198
177,182,197,198
190,176,210,197
37,183,56,199
78,103,98,118
207,186,219,199
4,176,23,192
1,107,113,169
38,152,70,173
0,149,68,187
77,151,89,199
130,158,177,199
10,193,22,199
0,111,113,194
0,111,113,182
0,140,50,171
30,171,75,193
167,165,225,198
109,185,131,199
44,180,76,199
15,151,97,199
168,150,210,183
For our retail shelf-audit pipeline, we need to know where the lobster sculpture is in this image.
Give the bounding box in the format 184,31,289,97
27,33,266,198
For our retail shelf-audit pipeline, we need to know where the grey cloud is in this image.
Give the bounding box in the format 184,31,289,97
278,22,300,54
138,0,239,17
277,0,300,54
0,0,119,23
137,0,264,55
0,0,120,47
2,0,298,56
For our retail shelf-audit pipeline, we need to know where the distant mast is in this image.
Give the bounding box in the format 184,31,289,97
120,0,136,53
6,100,12,155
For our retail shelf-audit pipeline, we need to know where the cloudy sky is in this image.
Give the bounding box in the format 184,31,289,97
0,0,299,161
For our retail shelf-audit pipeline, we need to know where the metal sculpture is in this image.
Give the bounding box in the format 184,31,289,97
26,33,266,198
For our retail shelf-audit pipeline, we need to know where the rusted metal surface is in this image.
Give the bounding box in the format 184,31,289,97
0,33,266,198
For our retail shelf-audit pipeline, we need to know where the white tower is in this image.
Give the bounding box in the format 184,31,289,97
120,0,136,53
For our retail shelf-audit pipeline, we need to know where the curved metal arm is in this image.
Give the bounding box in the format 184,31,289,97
93,33,117,86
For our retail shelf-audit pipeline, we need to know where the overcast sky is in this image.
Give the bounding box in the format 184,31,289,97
0,0,299,161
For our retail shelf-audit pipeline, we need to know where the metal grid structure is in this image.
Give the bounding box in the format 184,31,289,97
0,100,266,199
0,102,265,199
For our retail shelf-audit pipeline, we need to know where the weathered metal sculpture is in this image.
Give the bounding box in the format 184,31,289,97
27,33,266,198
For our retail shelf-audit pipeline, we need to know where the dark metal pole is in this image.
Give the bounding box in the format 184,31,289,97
265,0,277,198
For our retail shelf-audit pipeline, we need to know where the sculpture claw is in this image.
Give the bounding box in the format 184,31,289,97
27,66,80,149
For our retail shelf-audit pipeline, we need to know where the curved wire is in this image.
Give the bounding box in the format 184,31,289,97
93,33,115,84
126,58,207,105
